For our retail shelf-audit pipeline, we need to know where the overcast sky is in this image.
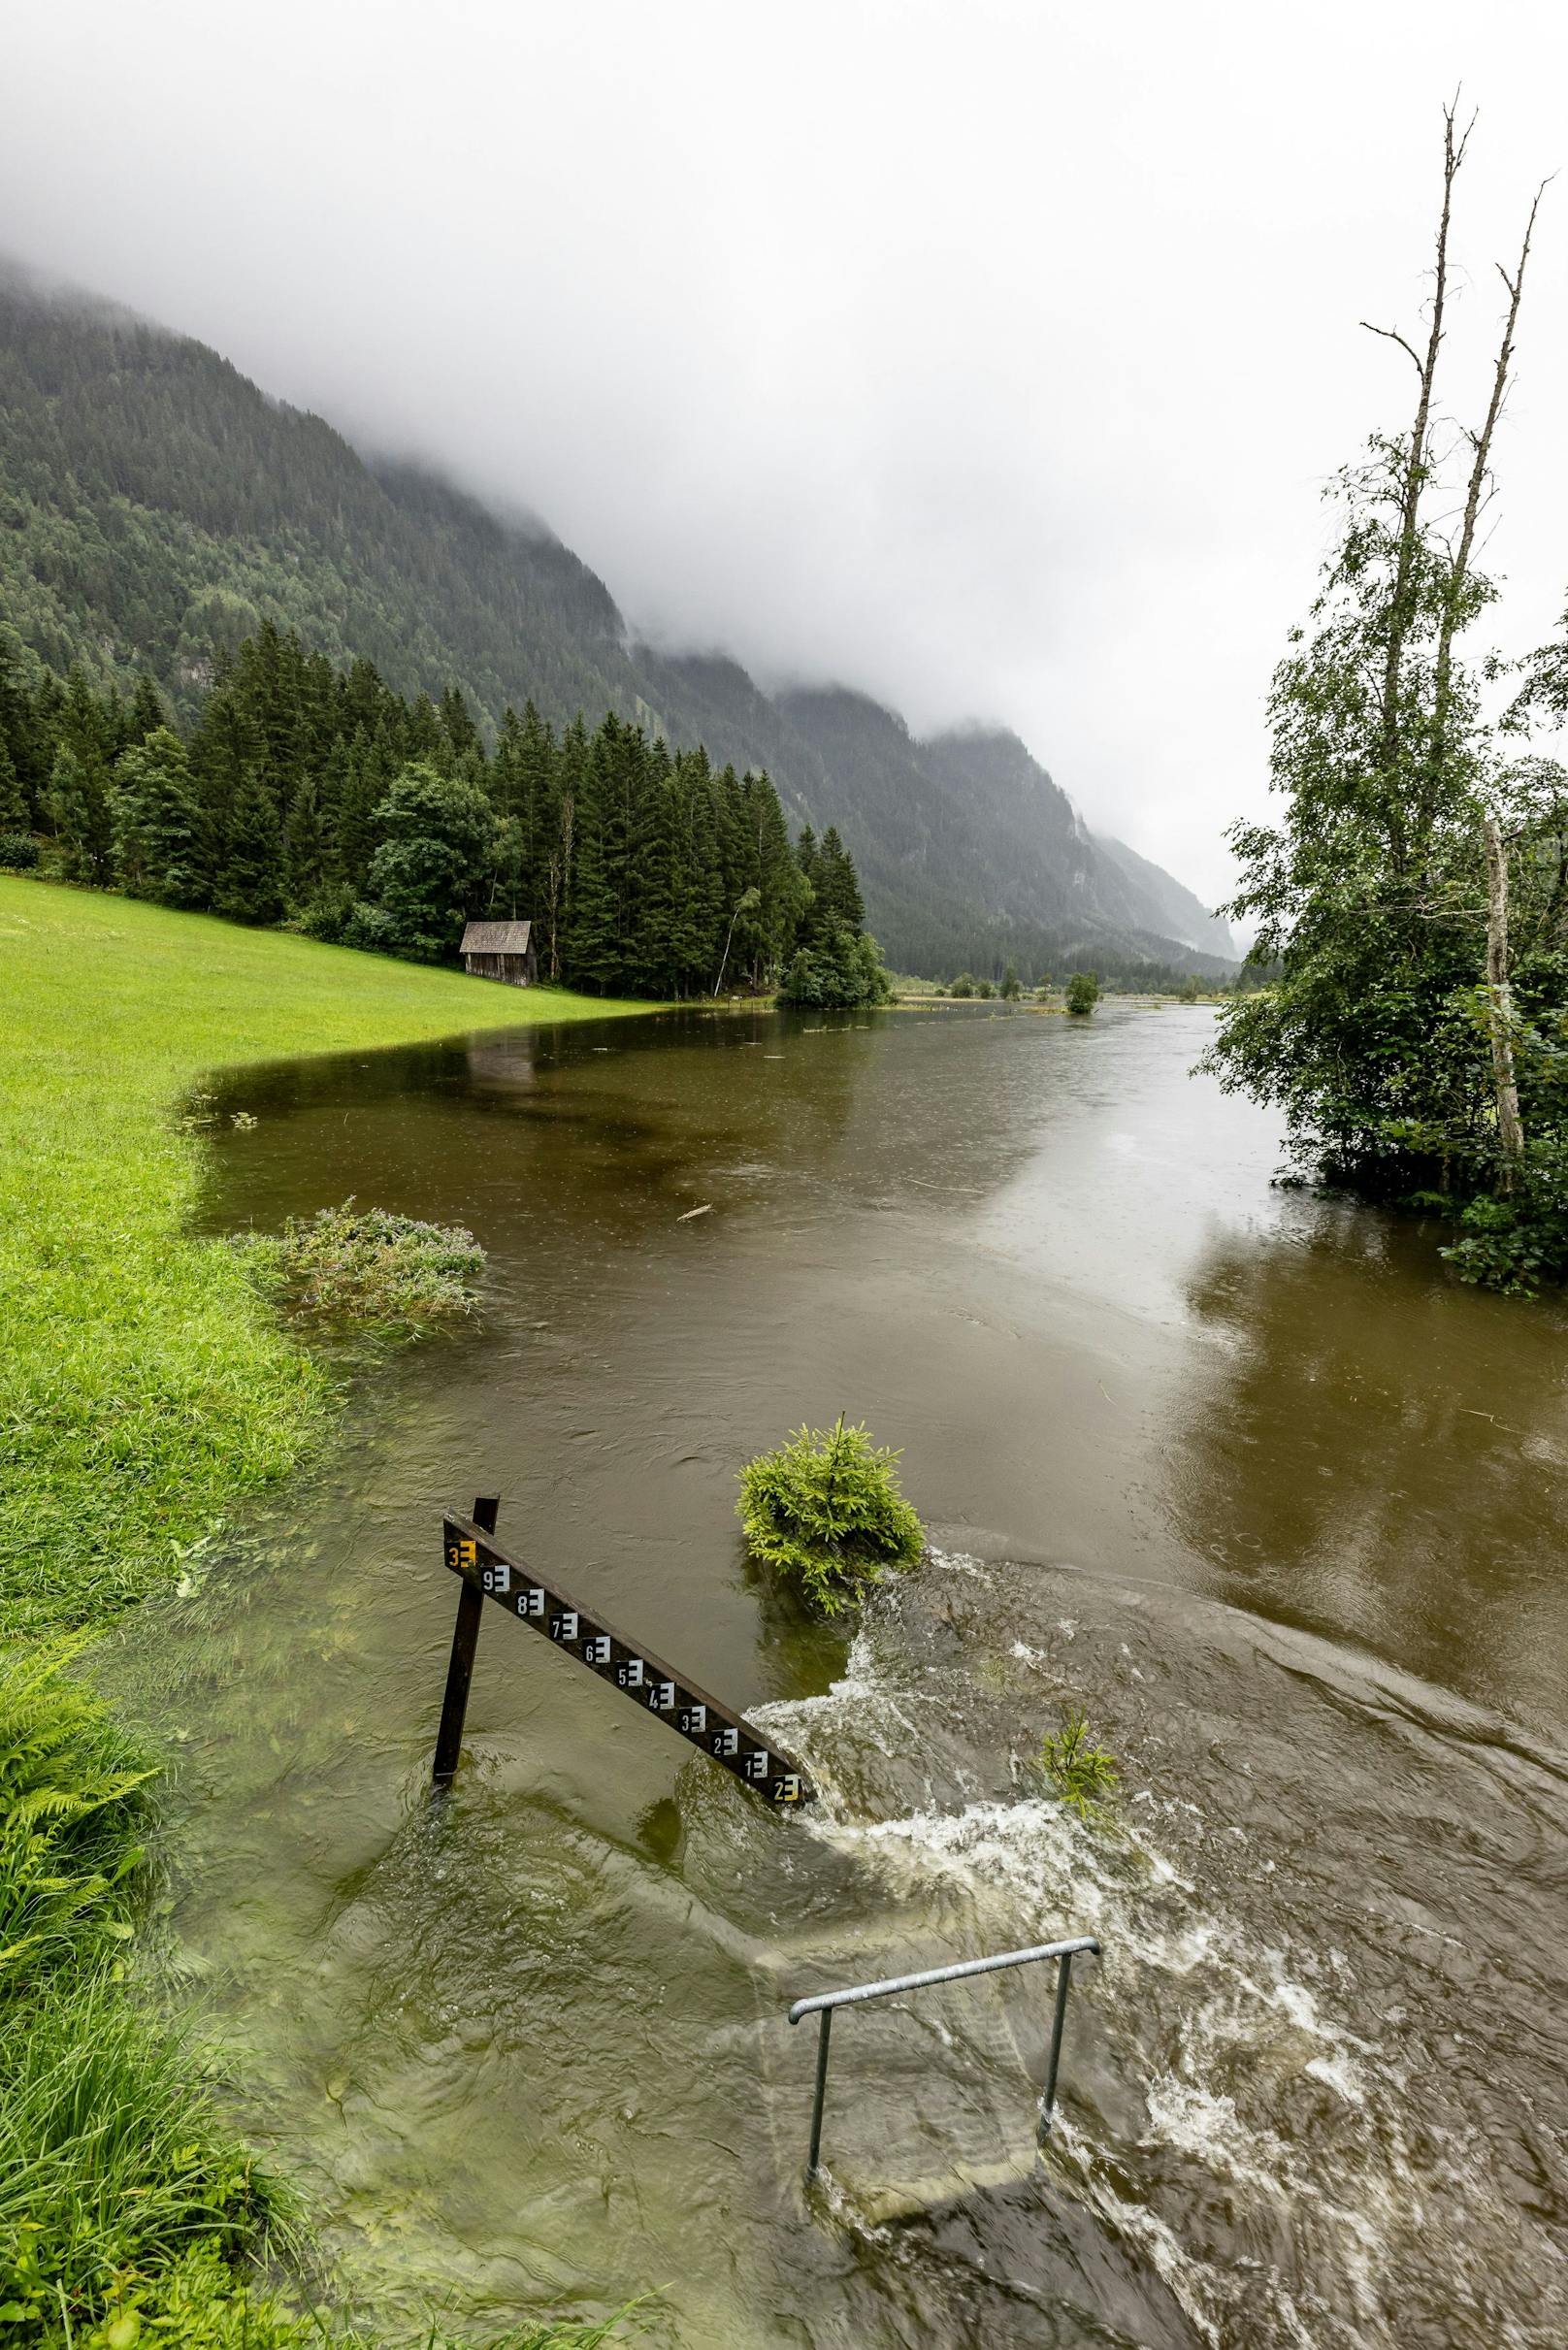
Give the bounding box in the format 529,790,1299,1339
5,2,1567,903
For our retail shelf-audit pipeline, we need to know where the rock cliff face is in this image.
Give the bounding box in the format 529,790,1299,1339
0,258,1233,980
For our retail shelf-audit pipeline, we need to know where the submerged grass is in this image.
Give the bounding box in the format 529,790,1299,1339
231,1204,486,1333
0,877,655,2345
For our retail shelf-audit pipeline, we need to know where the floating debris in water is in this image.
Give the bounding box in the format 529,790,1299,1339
676,1203,713,1222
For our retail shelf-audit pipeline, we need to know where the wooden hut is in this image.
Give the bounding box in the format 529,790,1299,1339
460,919,538,988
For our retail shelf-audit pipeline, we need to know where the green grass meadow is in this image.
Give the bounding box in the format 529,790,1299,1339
0,876,651,2346
0,876,649,1640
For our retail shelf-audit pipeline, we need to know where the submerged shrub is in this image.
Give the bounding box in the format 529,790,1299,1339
0,1641,154,1999
1036,1707,1120,1822
1439,1134,1568,1295
737,1416,924,1616
1064,971,1100,1016
232,1203,484,1330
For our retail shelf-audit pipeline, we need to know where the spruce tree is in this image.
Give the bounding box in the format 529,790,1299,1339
127,674,168,745
568,717,619,993
0,736,27,834
440,685,482,768
49,746,116,883
335,733,395,892
214,771,286,924
795,825,823,946
817,826,866,930
544,715,586,981
284,773,327,908
114,729,207,905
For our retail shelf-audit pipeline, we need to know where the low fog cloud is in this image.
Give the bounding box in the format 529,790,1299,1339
6,0,1567,900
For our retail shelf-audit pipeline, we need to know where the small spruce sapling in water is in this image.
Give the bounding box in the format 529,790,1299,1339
1037,1707,1120,1821
737,1415,924,1615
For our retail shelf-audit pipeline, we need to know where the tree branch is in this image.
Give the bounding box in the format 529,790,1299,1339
1359,321,1424,371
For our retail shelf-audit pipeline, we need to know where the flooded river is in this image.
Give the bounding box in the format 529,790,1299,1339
112,1004,1568,2349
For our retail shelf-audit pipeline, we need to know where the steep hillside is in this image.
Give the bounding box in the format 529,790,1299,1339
778,694,1235,977
1094,830,1234,959
0,265,645,727
0,260,1232,981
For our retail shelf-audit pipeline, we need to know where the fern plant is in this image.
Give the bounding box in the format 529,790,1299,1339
737,1416,924,1616
0,1639,155,1998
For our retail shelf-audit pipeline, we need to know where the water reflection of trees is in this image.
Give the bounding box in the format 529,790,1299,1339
203,1007,1054,1257
1171,1224,1568,1731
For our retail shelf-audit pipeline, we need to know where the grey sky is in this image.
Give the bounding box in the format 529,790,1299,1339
6,1,1567,903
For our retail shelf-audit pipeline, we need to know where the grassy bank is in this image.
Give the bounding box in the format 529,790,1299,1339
0,876,652,2346
0,877,650,1641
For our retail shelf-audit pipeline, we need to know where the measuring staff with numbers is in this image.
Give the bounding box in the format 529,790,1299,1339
434,1506,815,1807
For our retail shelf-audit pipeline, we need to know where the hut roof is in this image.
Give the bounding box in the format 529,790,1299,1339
461,920,533,955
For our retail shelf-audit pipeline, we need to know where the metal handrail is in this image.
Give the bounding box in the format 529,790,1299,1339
787,1934,1100,2180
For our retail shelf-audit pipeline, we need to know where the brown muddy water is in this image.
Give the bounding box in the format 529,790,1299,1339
109,1004,1568,2350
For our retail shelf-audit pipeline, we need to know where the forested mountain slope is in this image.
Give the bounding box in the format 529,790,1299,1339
0,260,1232,980
778,695,1236,976
1092,830,1235,959
920,724,1234,963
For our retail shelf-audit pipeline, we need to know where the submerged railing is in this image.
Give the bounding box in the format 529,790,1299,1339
787,1934,1101,2181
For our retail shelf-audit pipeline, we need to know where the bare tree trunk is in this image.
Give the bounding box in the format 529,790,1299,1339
1430,187,1545,780
545,852,561,981
547,793,574,983
1484,815,1525,1184
1361,104,1470,871
713,906,739,997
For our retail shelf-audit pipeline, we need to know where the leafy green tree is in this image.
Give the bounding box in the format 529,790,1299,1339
1065,971,1100,1015
951,971,976,997
779,922,891,1009
1000,961,1022,999
355,761,494,961
1202,115,1568,1289
114,729,207,905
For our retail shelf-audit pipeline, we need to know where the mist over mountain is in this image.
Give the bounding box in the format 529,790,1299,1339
0,261,1233,979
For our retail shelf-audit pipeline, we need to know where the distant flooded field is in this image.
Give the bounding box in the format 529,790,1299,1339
111,1003,1568,2349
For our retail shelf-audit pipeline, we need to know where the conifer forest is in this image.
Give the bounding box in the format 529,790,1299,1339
0,623,888,1004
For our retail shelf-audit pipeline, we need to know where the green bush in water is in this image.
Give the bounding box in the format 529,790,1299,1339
737,1417,924,1615
1064,971,1100,1016
1037,1707,1120,1821
232,1203,484,1330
